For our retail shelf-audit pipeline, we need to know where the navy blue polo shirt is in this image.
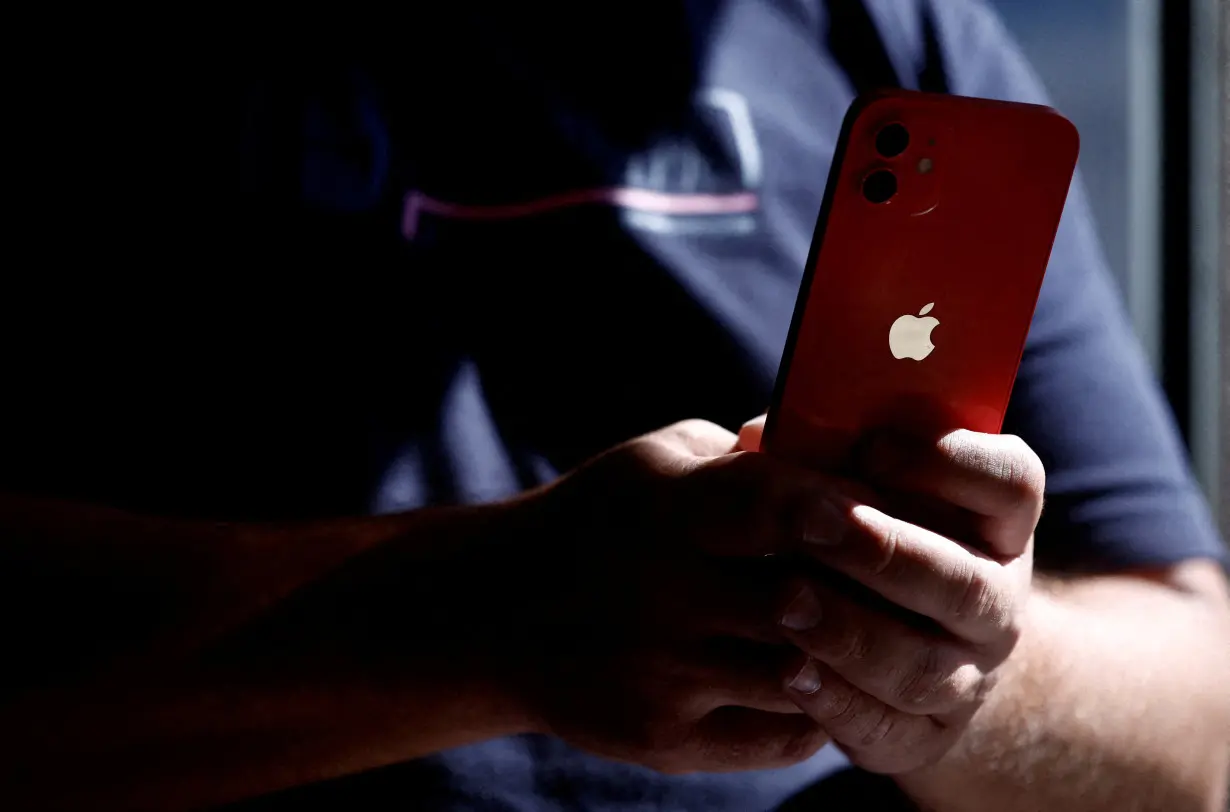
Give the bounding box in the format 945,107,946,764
4,0,1224,809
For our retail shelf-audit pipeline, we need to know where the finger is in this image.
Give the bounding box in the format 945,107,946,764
674,451,882,559
858,430,1044,556
800,498,1025,647
785,660,959,775
776,579,988,715
642,554,787,644
662,641,804,716
685,707,829,772
672,450,805,557
736,414,766,452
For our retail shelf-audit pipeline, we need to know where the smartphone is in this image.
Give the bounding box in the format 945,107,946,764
762,89,1079,469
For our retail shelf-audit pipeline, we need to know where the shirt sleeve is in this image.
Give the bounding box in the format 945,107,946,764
930,0,1227,571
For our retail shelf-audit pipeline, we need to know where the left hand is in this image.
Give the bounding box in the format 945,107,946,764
738,416,1041,774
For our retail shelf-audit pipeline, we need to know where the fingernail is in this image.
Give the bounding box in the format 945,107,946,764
789,660,822,694
781,587,823,631
801,495,850,547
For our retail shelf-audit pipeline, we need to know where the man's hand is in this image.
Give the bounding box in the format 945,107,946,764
739,417,1041,774
501,419,833,774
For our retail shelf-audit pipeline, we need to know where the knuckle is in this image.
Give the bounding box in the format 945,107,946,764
944,431,1045,507
937,429,978,461
896,647,974,712
997,435,1046,503
646,442,695,482
830,624,874,664
894,645,950,708
662,420,729,456
668,418,717,439
824,686,864,729
953,663,991,707
640,420,733,478
992,605,1026,654
854,704,897,749
949,561,1012,633
973,665,1004,703
867,521,904,577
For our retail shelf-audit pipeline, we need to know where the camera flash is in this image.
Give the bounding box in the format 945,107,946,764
917,157,934,174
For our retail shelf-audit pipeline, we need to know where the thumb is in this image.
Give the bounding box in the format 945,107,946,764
736,414,767,452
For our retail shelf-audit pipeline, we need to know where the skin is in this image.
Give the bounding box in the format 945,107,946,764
738,417,1040,775
1,418,1227,810
895,563,1230,812
740,417,1230,811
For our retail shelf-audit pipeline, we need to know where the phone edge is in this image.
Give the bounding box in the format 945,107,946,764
761,90,891,453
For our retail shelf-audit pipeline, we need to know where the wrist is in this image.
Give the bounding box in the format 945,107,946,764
479,490,557,738
893,587,1055,800
418,493,554,740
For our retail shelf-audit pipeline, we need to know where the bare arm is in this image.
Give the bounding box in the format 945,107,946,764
895,559,1230,812
1,419,890,810
0,493,535,811
736,416,1230,811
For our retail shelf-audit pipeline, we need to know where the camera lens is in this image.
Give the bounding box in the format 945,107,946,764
862,169,897,204
875,123,910,158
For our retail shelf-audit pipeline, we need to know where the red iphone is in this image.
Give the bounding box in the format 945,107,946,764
763,89,1079,469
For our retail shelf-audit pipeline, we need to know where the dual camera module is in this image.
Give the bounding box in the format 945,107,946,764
863,122,912,204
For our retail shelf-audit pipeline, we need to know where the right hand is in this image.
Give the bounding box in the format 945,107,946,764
484,419,832,774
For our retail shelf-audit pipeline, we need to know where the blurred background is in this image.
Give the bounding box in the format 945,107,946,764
990,0,1227,540
993,0,1126,289
993,0,1130,291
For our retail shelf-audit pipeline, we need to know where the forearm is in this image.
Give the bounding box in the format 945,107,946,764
895,563,1230,812
0,494,430,673
0,494,534,810
5,643,527,810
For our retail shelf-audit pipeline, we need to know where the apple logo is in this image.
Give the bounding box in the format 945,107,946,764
888,302,940,361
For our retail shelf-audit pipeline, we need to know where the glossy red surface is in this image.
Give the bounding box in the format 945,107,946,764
765,90,1079,469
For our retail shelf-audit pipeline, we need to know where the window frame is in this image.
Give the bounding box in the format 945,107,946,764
1134,0,1225,537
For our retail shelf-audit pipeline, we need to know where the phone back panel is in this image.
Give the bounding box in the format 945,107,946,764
763,90,1079,468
